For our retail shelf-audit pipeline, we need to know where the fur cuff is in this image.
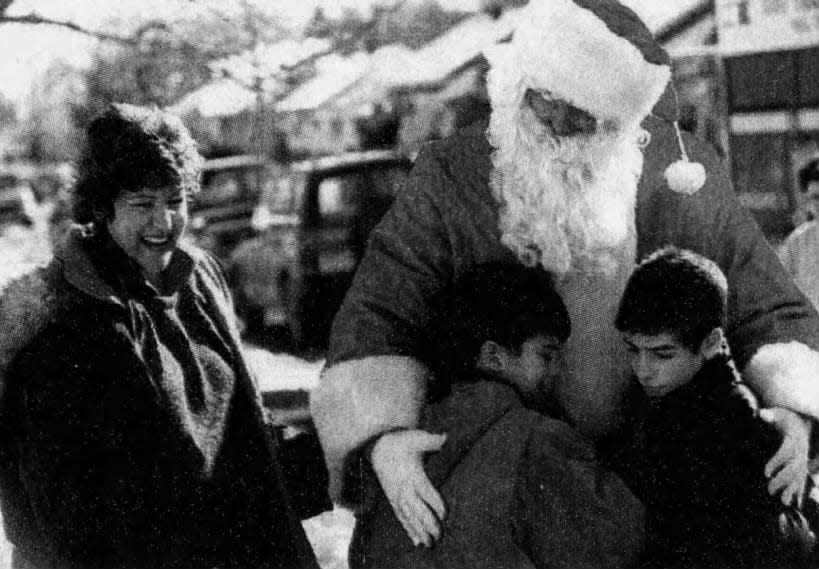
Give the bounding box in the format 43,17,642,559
310,355,429,507
743,342,819,421
0,264,60,401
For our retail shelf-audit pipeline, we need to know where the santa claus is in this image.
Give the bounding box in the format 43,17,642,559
310,0,819,548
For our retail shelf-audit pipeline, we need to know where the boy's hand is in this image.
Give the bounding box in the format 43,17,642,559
370,429,447,547
761,407,811,507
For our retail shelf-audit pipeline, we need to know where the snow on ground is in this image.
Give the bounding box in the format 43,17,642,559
0,221,52,289
304,507,357,569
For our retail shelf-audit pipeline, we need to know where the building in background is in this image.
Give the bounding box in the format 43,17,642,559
715,0,819,240
168,0,818,245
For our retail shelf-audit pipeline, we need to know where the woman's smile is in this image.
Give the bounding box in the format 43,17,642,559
107,185,188,288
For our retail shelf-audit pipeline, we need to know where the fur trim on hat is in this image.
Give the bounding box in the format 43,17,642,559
486,0,671,130
743,341,819,421
310,355,429,508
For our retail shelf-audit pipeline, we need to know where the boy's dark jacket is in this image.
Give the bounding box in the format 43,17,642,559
613,353,818,568
350,378,645,569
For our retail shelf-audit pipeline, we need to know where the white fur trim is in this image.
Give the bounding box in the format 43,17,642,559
0,265,59,403
743,342,819,421
496,0,671,130
310,355,429,505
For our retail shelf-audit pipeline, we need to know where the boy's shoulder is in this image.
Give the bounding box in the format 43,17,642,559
698,355,761,415
423,379,523,433
424,379,596,467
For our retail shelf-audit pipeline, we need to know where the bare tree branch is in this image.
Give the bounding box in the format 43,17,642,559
0,12,138,45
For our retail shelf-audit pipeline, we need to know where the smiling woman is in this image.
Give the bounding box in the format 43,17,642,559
0,104,323,569
106,186,189,289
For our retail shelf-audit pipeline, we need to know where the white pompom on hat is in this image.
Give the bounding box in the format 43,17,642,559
662,87,707,195
664,121,706,195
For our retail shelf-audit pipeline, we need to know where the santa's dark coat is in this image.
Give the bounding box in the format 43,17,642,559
329,116,817,373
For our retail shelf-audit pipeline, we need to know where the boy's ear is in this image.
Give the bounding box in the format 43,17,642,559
699,327,726,359
478,341,504,371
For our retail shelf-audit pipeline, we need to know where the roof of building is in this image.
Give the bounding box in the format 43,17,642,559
175,0,712,118
276,52,371,112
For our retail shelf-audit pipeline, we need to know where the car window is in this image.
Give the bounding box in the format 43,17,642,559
198,170,243,206
318,175,360,221
262,172,297,213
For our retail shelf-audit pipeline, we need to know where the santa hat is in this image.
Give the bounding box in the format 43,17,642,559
485,0,705,193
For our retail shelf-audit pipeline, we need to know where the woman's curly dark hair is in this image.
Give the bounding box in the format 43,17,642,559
72,103,203,225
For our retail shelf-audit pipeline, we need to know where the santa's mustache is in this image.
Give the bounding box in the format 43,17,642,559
487,105,644,277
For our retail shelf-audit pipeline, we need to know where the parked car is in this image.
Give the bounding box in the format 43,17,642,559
229,149,412,348
188,154,282,260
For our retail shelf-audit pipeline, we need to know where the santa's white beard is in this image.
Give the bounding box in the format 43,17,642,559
487,100,645,277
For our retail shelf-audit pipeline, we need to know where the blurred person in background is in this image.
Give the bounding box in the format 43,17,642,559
780,158,819,309
311,0,819,551
0,103,321,569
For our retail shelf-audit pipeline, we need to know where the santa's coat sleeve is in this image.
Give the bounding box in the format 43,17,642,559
311,143,469,506
636,116,819,420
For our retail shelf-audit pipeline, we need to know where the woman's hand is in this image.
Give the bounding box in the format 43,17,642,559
760,407,811,507
369,429,447,547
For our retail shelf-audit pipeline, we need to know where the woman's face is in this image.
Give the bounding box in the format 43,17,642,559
107,184,188,284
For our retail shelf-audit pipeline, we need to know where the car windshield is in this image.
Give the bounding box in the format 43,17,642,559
197,168,251,207
316,164,407,220
263,173,298,214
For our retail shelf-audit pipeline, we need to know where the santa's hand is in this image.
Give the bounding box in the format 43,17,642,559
760,407,811,507
370,429,447,547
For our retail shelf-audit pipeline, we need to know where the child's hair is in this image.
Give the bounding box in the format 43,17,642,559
427,262,570,385
615,247,728,351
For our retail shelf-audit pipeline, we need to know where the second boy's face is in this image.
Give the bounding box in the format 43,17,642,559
623,332,705,398
498,334,563,408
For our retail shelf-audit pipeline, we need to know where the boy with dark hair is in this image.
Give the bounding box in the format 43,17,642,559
349,262,645,569
614,247,818,568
